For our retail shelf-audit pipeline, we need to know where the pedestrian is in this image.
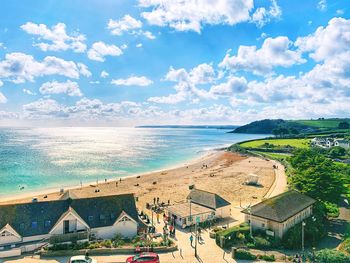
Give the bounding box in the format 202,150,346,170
157,197,159,204
157,213,160,223
190,235,193,247
153,197,156,204
173,226,176,236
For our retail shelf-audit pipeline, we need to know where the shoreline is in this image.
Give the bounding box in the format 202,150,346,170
0,149,219,203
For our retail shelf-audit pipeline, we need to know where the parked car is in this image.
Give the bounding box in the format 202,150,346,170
126,252,160,263
68,255,98,263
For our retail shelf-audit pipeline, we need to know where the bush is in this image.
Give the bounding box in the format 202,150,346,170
258,254,275,261
253,236,271,249
315,249,350,263
324,201,340,218
235,249,256,260
215,223,250,248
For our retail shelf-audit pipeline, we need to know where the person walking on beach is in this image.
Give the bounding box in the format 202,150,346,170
189,235,193,247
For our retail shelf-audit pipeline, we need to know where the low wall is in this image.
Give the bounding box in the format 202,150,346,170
0,248,22,258
41,245,178,257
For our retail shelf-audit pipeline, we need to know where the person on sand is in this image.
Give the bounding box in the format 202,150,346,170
190,235,193,247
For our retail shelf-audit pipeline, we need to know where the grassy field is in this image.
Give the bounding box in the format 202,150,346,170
240,138,311,149
291,118,350,128
250,151,291,161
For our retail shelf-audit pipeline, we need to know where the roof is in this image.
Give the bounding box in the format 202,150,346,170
167,202,214,218
0,193,138,237
242,190,316,223
187,189,231,210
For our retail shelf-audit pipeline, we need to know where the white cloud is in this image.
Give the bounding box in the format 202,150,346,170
87,41,123,62
111,76,153,86
23,89,36,95
251,0,281,27
210,76,248,96
219,36,305,75
77,63,92,77
108,15,142,36
120,44,128,50
295,17,350,61
89,80,100,84
108,15,156,39
136,43,143,48
0,111,18,119
0,52,90,83
317,0,327,11
39,80,83,96
21,22,86,53
0,92,6,103
0,80,3,87
139,0,255,33
100,70,109,78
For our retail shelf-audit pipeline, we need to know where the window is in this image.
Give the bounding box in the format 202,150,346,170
121,216,131,222
99,214,105,220
88,216,94,221
31,221,38,229
44,220,51,228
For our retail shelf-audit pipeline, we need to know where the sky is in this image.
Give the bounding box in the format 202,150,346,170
0,0,349,126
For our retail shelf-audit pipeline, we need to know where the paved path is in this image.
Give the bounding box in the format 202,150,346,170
264,160,287,199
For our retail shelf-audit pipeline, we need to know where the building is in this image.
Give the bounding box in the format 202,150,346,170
0,192,140,258
242,190,316,239
166,188,231,228
335,139,350,149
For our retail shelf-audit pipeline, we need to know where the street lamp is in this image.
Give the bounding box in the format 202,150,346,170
302,221,306,252
189,197,192,231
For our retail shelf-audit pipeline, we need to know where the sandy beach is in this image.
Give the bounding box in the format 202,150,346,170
0,150,279,210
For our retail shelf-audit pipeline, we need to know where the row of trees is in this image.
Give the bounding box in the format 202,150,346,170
272,127,299,137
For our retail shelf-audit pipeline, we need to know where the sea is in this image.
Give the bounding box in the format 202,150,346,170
0,127,267,197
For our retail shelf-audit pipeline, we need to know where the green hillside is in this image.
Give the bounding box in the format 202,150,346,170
291,118,350,129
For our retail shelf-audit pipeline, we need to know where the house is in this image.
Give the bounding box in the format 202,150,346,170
335,139,350,149
242,190,316,239
166,188,231,228
0,192,140,258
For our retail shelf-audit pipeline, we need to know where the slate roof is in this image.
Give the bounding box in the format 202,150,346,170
0,193,138,237
187,189,231,210
242,190,316,222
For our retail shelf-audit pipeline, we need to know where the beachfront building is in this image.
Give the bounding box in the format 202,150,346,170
166,188,231,228
242,190,316,239
0,192,140,258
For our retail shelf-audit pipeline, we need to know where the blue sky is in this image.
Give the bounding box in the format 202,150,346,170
0,0,349,126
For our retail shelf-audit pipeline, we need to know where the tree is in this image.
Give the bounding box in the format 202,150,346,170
315,249,350,263
289,127,299,135
290,149,347,203
329,146,346,158
338,122,350,129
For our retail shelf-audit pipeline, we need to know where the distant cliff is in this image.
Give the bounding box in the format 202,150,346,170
230,119,287,134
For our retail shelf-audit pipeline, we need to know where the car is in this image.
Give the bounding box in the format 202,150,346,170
67,255,98,263
126,252,160,263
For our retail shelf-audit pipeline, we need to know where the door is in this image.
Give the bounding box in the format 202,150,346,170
63,220,69,234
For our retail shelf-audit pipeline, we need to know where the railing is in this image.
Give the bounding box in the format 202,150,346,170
49,231,89,244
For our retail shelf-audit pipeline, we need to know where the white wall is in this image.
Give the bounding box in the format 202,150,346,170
50,214,88,235
216,206,231,218
0,248,21,258
92,220,137,239
0,234,21,246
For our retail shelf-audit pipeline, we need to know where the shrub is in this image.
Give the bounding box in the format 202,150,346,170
324,201,340,218
235,249,256,260
258,254,276,261
315,249,350,263
215,223,250,248
253,236,271,249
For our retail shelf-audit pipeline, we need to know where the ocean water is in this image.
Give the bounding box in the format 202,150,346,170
0,127,267,197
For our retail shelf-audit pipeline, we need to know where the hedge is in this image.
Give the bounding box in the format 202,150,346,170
235,249,256,260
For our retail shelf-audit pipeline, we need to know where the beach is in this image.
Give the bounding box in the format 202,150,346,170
0,150,279,209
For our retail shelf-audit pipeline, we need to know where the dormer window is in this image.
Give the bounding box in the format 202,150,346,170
88,216,94,221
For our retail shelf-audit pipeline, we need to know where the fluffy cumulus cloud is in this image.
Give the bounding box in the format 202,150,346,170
87,42,123,62
295,17,350,62
23,89,36,95
100,70,109,78
108,14,155,39
148,64,216,104
251,0,281,27
111,76,153,86
0,52,90,83
39,80,83,96
210,76,248,96
139,0,281,32
219,36,305,75
0,92,6,103
139,0,254,33
21,22,86,52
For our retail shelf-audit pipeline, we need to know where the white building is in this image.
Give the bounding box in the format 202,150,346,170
335,139,350,149
166,188,231,228
242,190,316,239
0,192,140,258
